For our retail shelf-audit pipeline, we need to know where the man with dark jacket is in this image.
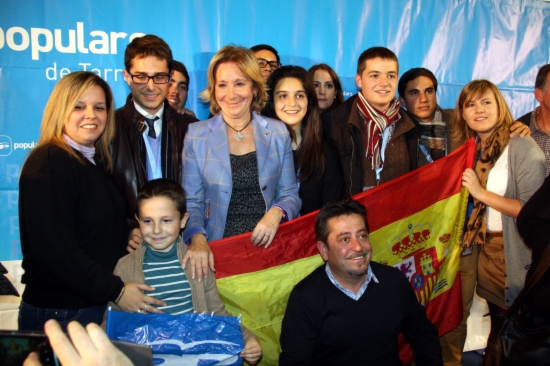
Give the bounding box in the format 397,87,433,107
398,67,463,168
517,64,550,176
111,35,197,249
322,47,416,197
279,199,442,365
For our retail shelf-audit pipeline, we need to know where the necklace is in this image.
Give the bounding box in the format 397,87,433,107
225,118,253,141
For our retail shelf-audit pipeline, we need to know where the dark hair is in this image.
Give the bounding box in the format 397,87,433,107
357,47,398,76
315,199,369,244
136,178,187,217
250,44,280,64
307,63,345,111
124,34,173,72
264,65,325,181
171,60,190,85
535,64,550,91
398,68,438,98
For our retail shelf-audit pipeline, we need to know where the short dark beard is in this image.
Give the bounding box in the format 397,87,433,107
348,269,368,277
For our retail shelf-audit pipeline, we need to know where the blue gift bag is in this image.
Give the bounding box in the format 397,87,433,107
106,309,244,366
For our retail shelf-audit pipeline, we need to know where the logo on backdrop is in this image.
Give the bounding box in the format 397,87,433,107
0,135,12,156
0,136,37,156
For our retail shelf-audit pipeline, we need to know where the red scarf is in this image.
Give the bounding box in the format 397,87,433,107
356,93,400,169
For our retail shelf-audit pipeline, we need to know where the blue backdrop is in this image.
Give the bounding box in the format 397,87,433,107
1,0,549,261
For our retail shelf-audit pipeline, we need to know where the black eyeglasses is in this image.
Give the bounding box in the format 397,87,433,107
256,58,281,70
127,73,170,85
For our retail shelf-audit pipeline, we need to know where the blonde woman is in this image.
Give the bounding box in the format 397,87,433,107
454,79,545,361
18,72,164,331
182,45,301,280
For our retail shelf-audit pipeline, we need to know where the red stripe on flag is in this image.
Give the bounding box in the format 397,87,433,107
398,271,463,364
211,212,319,279
427,271,463,336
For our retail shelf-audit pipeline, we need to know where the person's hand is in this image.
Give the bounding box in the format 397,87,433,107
24,319,133,366
117,282,166,314
462,168,484,200
176,107,196,118
510,121,531,137
23,351,42,366
250,207,282,248
181,234,215,282
127,228,142,252
240,337,262,364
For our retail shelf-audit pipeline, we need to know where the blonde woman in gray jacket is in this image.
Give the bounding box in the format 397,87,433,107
454,80,546,363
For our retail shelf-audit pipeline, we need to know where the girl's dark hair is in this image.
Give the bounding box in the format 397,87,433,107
264,65,325,181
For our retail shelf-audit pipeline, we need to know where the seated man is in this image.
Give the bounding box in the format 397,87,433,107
167,60,196,117
279,199,442,366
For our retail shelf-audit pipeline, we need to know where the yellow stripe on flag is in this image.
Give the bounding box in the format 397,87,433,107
217,255,324,365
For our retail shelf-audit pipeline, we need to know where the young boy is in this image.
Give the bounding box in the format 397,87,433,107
109,178,262,364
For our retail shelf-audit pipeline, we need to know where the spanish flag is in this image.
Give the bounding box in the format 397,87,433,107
212,139,475,365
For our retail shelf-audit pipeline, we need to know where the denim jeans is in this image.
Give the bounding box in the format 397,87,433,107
18,301,106,331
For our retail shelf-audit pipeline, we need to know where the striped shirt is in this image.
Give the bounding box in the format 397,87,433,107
143,244,193,315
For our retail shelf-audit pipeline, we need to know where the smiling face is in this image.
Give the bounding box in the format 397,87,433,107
312,69,336,112
355,57,398,111
123,56,170,115
167,70,189,110
317,214,372,288
64,85,107,147
400,76,437,122
136,196,189,252
462,89,500,141
254,49,278,82
215,62,255,124
274,77,308,132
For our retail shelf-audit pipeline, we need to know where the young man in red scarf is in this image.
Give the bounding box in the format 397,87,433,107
322,47,416,196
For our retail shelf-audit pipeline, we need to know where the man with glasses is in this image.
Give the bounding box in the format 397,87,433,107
111,34,197,251
250,44,281,82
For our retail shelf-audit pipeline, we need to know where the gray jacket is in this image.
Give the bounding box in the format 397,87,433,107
502,135,546,306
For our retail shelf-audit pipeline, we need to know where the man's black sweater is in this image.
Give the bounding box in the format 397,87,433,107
280,262,442,365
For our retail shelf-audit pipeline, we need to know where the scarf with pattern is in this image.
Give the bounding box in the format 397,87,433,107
462,128,510,247
417,107,447,161
357,93,400,170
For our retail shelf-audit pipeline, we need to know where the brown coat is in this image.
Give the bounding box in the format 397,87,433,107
322,94,416,196
104,237,256,343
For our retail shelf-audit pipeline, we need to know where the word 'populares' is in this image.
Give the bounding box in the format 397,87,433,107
0,22,145,60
